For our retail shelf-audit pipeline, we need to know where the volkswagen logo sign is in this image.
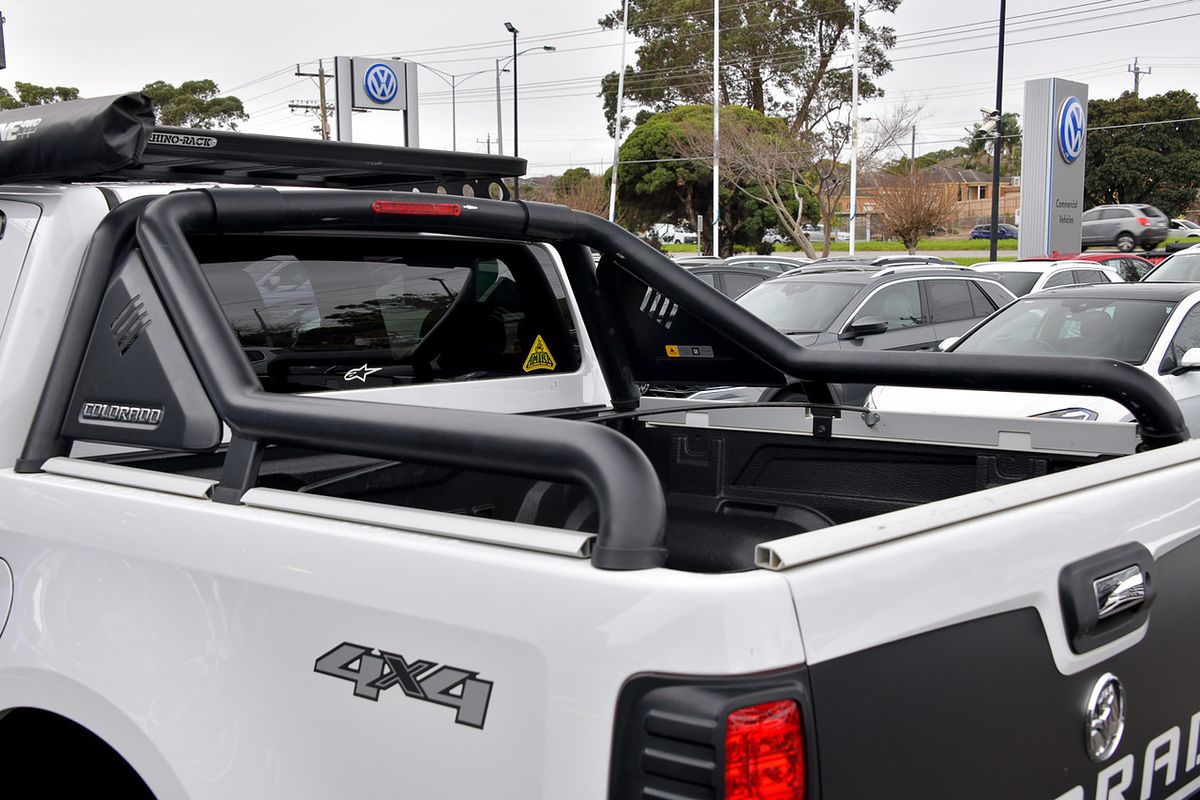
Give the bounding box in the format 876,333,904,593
1085,673,1126,762
1058,95,1085,165
363,63,399,105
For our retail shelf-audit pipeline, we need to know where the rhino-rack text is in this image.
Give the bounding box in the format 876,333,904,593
0,118,42,142
314,642,493,729
80,403,164,426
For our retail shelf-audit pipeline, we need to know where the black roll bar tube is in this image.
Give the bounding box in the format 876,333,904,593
227,188,1185,447
156,188,1188,449
134,190,667,570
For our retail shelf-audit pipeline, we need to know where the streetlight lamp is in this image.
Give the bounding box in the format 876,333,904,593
416,63,494,151
495,45,555,157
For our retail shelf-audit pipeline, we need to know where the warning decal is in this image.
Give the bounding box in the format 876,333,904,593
523,335,557,372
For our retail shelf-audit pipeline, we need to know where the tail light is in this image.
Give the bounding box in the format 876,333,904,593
1136,217,1150,226
608,669,814,799
726,700,806,799
372,200,462,217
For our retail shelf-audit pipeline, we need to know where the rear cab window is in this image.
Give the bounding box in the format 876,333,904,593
190,234,581,393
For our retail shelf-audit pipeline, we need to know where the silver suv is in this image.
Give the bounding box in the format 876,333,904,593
1080,203,1169,252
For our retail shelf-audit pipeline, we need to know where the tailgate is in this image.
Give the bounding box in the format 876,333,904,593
763,442,1200,800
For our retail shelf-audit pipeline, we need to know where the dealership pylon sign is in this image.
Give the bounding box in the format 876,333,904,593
333,57,419,146
1019,78,1088,258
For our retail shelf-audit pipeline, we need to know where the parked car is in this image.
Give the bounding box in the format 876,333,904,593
725,254,812,273
1021,252,1156,282
1143,247,1200,282
969,223,1019,240
673,255,723,267
969,259,1123,296
868,282,1200,429
689,267,1016,404
761,228,789,245
1080,203,1169,252
870,254,958,267
1170,218,1200,237
648,223,698,245
684,263,777,298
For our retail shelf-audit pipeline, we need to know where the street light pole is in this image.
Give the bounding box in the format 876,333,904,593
989,0,1007,262
407,61,492,151
494,46,554,159
849,1,860,257
505,22,520,199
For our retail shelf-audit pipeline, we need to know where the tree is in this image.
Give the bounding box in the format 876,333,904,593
873,171,958,254
677,102,916,257
1085,90,1200,216
0,81,79,109
141,79,248,130
598,0,898,136
962,111,1021,171
616,105,787,256
526,168,612,218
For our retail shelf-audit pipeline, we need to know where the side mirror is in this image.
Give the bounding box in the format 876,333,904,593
937,336,960,351
840,316,889,340
1179,348,1200,371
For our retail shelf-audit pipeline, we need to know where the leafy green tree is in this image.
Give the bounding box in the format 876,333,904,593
616,105,799,256
962,111,1020,171
554,167,593,195
141,79,248,130
0,81,79,109
1085,90,1200,216
599,0,898,136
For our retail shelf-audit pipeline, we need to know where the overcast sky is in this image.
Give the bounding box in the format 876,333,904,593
6,0,1196,175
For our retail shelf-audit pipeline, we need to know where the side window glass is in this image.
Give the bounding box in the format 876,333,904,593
1082,210,1099,222
967,281,997,317
692,271,718,288
1044,270,1075,288
1071,269,1105,285
723,272,766,298
201,241,580,393
926,279,975,323
1163,306,1200,373
853,282,922,329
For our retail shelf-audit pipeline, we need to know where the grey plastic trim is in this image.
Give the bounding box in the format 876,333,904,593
240,487,596,559
755,439,1200,571
41,456,216,499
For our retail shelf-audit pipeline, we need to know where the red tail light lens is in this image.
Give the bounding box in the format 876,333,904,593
372,200,462,217
725,699,805,799
1136,217,1149,226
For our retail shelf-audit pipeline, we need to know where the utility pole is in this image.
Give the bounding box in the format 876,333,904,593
294,61,333,140
476,134,493,154
910,125,916,176
608,0,631,222
1128,57,1151,98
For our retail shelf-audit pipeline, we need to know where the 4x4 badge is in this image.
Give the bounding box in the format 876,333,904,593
314,642,493,729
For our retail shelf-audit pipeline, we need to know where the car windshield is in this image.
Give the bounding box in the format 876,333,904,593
952,296,1176,364
990,272,1040,296
1145,253,1200,282
736,280,861,334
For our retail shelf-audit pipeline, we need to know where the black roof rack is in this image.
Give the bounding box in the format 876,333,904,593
0,92,525,196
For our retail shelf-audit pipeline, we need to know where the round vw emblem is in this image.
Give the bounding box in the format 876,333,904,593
1058,95,1085,164
363,63,399,104
1085,673,1126,762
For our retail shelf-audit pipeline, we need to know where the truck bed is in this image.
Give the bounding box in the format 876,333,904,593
100,416,1108,573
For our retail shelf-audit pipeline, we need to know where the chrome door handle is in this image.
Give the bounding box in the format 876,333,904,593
1094,566,1145,620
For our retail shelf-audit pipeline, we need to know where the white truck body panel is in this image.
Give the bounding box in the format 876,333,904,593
0,468,805,798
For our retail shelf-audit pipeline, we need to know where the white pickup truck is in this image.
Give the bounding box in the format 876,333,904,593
0,94,1198,800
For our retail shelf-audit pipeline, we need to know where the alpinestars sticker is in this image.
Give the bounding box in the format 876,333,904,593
314,642,493,729
522,335,556,373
